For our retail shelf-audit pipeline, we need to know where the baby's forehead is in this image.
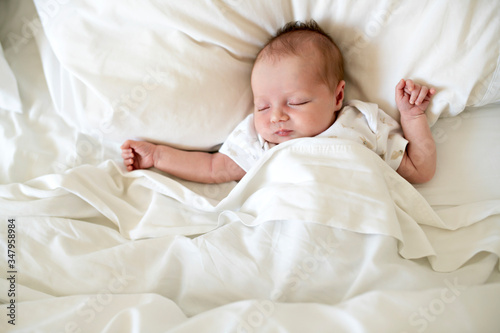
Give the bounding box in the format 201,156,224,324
254,49,322,71
251,52,328,93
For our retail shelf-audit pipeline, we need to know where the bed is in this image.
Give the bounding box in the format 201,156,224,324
1,0,499,332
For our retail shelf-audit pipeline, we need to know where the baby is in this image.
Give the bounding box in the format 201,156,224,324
121,20,436,184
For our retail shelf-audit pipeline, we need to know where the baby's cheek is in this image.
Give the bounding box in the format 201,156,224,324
254,118,268,134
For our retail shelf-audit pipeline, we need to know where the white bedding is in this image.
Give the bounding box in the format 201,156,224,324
1,1,499,332
1,139,499,332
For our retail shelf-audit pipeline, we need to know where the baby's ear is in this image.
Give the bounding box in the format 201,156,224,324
334,80,345,109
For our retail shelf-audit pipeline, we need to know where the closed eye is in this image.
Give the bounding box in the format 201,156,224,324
289,101,310,106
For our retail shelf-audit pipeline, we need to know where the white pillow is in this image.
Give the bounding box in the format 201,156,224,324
0,42,22,113
329,0,500,124
32,0,500,150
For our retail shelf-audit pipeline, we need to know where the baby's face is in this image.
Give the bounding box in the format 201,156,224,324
251,54,342,145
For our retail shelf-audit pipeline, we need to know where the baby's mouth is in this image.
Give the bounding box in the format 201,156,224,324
274,129,293,137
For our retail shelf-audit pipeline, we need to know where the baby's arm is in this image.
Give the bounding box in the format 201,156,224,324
395,79,437,184
121,140,246,183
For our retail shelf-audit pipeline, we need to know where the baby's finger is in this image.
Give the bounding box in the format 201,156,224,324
409,85,421,104
121,149,133,159
395,79,406,100
124,158,136,170
121,140,133,149
415,86,429,105
405,79,415,92
422,87,436,102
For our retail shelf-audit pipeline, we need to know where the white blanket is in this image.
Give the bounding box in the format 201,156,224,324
1,139,499,332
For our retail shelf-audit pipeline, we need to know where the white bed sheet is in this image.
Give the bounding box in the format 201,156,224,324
1,139,499,332
0,1,499,332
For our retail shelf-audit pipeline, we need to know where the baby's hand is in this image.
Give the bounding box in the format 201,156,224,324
121,140,156,171
395,79,436,117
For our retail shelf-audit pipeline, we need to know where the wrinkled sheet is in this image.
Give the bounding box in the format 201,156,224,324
1,139,499,332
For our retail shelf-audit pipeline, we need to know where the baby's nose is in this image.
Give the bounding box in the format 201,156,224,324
270,107,289,123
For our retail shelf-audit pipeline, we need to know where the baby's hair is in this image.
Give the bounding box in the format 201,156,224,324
256,20,344,91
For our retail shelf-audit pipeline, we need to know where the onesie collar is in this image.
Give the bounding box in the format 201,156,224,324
345,100,379,133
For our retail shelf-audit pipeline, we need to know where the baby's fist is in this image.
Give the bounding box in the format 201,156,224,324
396,79,436,116
121,140,156,171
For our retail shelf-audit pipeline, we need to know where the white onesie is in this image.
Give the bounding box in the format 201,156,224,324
219,100,408,172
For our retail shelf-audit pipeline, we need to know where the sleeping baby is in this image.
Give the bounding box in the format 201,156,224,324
121,20,436,184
